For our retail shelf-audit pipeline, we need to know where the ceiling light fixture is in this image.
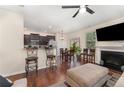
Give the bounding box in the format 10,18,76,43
79,7,86,14
60,30,64,40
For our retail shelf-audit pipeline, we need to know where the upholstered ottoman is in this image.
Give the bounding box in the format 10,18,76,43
66,63,109,87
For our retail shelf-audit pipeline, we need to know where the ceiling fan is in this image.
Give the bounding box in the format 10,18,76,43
62,5,95,18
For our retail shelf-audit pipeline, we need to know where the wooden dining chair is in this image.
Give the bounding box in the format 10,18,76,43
67,49,75,62
80,48,89,63
60,48,64,60
88,49,95,63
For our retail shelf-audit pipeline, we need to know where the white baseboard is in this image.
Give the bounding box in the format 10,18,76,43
1,70,25,77
2,66,46,77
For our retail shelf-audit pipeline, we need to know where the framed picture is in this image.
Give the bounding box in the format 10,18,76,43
86,32,96,48
70,37,80,47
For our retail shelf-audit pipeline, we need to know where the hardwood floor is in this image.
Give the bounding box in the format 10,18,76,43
7,61,82,87
7,60,122,87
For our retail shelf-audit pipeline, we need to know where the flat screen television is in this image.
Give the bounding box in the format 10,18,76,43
96,23,124,41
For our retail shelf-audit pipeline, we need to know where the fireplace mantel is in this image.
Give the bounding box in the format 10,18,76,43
96,45,124,52
95,45,124,64
96,45,124,48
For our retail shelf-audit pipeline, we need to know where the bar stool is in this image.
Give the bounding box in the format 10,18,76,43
25,47,38,76
45,46,57,70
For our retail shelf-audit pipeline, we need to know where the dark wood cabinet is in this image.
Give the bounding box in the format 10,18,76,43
39,36,48,45
31,33,40,40
24,34,55,48
47,35,55,41
24,35,31,45
30,34,40,45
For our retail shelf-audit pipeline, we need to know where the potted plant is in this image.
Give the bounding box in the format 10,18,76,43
70,42,82,61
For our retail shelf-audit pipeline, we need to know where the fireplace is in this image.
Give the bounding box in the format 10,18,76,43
101,51,124,71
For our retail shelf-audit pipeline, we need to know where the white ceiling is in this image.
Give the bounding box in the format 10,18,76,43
1,5,124,33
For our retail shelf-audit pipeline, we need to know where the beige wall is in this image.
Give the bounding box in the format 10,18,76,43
0,9,25,76
56,32,68,55
66,30,86,50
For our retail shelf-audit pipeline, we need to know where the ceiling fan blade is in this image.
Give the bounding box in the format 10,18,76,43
72,8,80,18
85,6,95,14
62,5,80,9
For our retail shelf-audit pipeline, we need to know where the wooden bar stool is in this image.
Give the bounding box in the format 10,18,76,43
45,46,57,70
25,47,38,76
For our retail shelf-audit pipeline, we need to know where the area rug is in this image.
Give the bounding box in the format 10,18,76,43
49,81,67,87
104,75,120,87
50,75,120,87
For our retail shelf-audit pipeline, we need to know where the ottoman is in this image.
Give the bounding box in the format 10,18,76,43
66,63,109,87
